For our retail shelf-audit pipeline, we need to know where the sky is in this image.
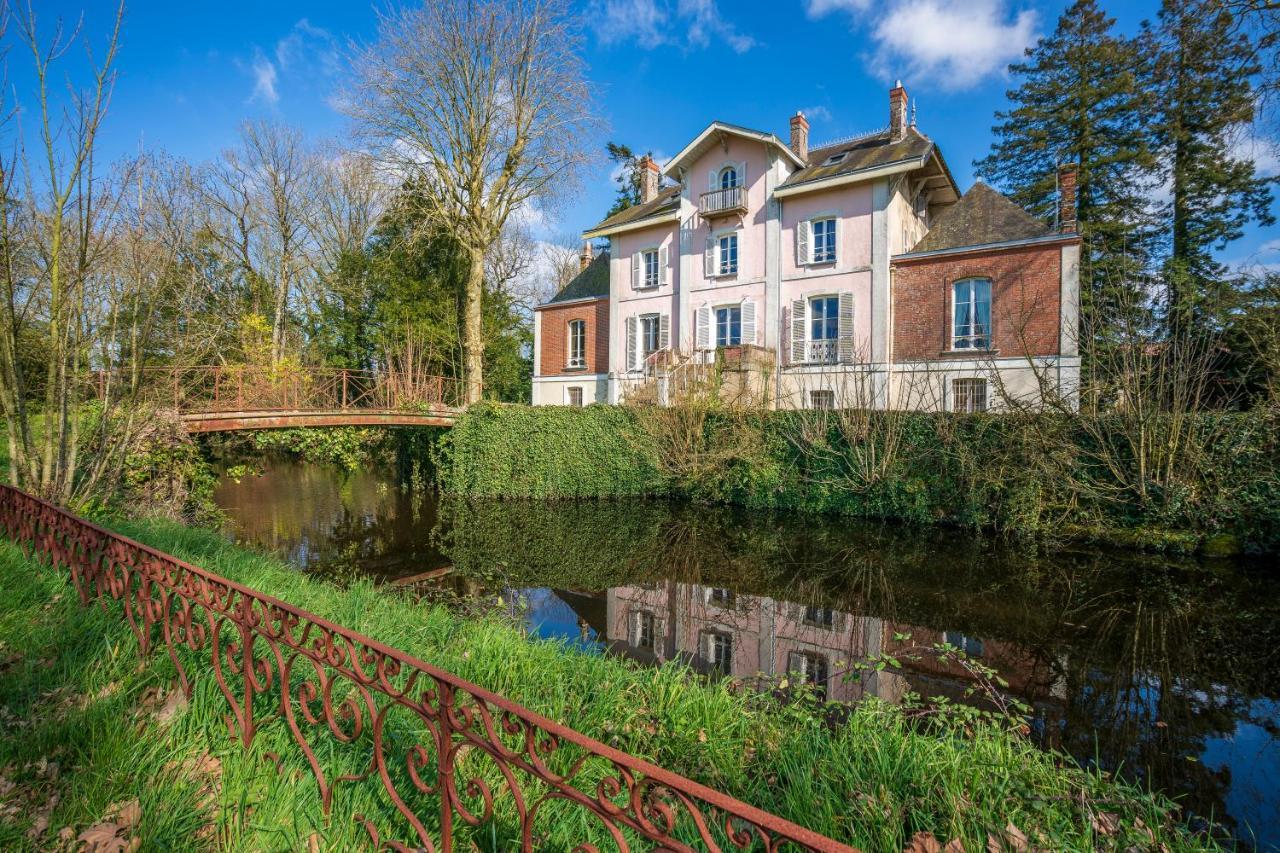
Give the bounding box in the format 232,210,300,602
17,0,1280,269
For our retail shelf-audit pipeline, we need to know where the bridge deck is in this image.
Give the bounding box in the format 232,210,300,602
181,409,459,432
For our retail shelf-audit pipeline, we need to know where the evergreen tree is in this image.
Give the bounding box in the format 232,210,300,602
975,0,1156,339
605,142,650,217
1152,0,1276,329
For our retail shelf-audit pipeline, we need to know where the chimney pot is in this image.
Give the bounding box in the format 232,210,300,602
789,111,810,161
579,241,593,272
638,155,660,204
1057,163,1078,233
889,81,908,141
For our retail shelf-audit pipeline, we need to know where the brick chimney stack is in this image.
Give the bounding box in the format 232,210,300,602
789,111,809,161
889,80,908,141
1057,163,1078,233
579,241,593,272
638,155,660,204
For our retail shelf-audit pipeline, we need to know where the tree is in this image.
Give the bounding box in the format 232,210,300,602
605,142,651,217
976,0,1157,339
347,0,598,404
1152,0,1276,329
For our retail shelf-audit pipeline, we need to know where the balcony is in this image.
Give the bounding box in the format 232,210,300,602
698,185,747,217
807,339,838,364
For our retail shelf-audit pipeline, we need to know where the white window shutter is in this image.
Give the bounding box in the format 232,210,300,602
739,160,747,189
658,245,669,286
741,299,756,346
838,291,855,363
791,298,807,364
696,304,710,350
625,315,637,371
659,313,670,350
797,219,810,267
832,217,841,266
708,169,717,192
704,235,716,278
631,252,641,290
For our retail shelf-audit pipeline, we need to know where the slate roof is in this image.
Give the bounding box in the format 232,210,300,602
780,126,936,189
543,251,610,305
907,182,1056,254
583,186,681,235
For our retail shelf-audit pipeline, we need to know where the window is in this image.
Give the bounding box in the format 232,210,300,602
787,651,829,693
809,390,834,410
811,218,836,264
944,631,984,657
719,166,738,189
803,605,834,628
952,378,988,413
633,611,656,650
704,631,733,673
718,233,738,276
567,319,586,368
823,152,847,165
642,249,660,289
566,387,583,407
715,306,742,347
810,295,839,342
707,587,736,608
640,314,661,359
952,278,992,350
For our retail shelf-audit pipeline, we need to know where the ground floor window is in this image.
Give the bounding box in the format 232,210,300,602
641,314,661,359
566,387,583,407
715,305,742,347
952,378,988,413
633,611,656,650
809,390,834,410
944,631,984,657
787,651,829,692
704,631,733,673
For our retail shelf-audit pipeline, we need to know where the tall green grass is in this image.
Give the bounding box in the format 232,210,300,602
0,518,1217,851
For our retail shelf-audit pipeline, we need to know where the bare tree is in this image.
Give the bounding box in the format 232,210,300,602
346,0,599,403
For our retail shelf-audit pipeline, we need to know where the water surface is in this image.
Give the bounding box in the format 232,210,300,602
214,460,1280,849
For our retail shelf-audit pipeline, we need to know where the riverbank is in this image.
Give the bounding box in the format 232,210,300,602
0,514,1218,850
436,403,1280,555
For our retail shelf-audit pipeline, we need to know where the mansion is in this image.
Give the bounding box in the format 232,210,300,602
532,83,1080,412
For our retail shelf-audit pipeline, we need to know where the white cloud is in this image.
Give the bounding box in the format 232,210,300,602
249,51,278,105
807,0,1037,91
590,0,756,53
1231,126,1280,178
797,105,833,123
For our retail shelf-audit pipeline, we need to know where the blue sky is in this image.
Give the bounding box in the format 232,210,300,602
21,0,1280,266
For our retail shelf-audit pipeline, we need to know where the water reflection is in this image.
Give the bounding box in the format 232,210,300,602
215,461,1280,849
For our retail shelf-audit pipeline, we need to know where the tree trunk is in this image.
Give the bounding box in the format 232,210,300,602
463,247,485,405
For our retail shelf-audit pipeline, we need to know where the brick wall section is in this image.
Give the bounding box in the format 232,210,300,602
537,298,610,376
891,241,1071,361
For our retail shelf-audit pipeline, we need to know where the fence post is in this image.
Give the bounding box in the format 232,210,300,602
214,367,220,406
342,370,348,410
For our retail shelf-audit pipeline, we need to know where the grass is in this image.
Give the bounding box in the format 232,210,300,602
0,516,1218,851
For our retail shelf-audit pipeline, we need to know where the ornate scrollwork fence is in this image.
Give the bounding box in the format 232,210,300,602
0,485,855,852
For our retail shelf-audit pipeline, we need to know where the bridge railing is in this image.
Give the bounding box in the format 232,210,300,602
110,366,463,413
0,484,854,852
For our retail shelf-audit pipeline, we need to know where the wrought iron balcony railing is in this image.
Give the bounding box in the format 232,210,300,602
807,339,838,364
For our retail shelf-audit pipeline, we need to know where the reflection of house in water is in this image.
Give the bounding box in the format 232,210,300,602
595,583,1067,719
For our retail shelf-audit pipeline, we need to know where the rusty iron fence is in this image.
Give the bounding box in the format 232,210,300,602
0,484,855,852
93,366,463,414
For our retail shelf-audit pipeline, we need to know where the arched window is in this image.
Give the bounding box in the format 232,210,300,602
567,319,586,368
952,277,991,350
718,166,738,189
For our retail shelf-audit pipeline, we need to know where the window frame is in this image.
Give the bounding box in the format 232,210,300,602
952,377,989,413
717,232,739,277
566,386,584,407
810,217,837,265
718,166,739,190
803,605,835,629
808,294,840,343
641,248,660,289
703,630,733,674
951,277,993,351
714,304,743,348
944,631,985,657
566,319,586,369
808,389,835,410
639,313,662,360
787,650,829,690
633,610,657,650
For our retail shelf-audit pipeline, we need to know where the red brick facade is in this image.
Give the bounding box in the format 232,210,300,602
891,240,1072,362
537,299,609,376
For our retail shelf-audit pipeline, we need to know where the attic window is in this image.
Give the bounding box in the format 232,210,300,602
824,152,847,165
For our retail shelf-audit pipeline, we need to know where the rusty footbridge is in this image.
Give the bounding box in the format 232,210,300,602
119,366,464,432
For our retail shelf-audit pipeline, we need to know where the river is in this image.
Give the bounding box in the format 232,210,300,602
213,459,1280,849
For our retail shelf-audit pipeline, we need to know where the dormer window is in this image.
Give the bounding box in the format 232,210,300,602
823,152,847,165
718,166,738,189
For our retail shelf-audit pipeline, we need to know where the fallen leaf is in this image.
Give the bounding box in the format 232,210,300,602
904,831,942,853
696,729,707,743
78,822,127,852
1004,822,1028,853
154,690,187,724
108,799,141,830
307,833,321,853
944,840,965,853
1092,812,1120,837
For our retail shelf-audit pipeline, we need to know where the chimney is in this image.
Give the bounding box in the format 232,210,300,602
579,241,593,272
889,80,908,141
1057,163,1078,233
638,155,660,204
789,111,809,161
